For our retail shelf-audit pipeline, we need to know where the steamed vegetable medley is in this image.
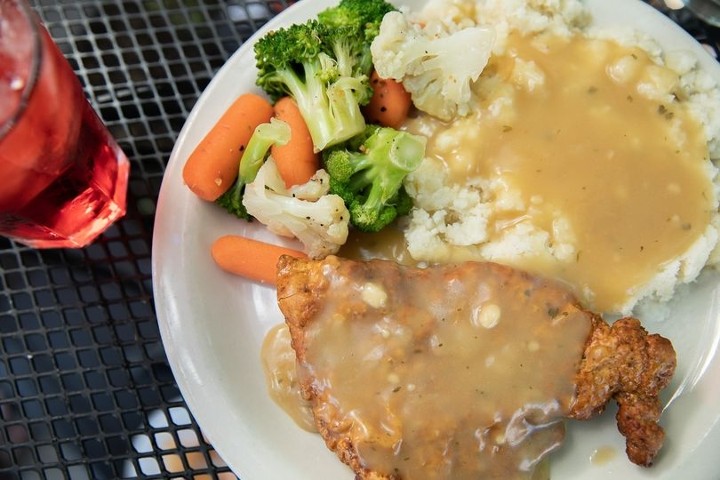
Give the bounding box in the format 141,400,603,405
182,0,485,279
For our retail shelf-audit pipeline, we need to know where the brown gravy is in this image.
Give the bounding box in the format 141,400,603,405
293,260,592,478
590,445,618,466
339,222,415,264
260,323,316,432
404,33,714,312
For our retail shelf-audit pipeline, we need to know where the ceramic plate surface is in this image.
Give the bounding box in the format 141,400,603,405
152,1,720,478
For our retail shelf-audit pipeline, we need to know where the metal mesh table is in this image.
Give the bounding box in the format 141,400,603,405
0,1,718,479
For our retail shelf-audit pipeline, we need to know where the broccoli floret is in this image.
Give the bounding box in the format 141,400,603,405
216,118,290,219
318,0,397,74
318,0,395,34
254,1,394,152
323,125,427,233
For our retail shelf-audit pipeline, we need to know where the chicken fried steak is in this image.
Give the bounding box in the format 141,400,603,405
276,255,676,479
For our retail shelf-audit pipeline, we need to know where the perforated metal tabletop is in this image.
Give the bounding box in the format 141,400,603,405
0,1,718,479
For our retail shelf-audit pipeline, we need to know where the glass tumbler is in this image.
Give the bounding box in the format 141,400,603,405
0,0,130,248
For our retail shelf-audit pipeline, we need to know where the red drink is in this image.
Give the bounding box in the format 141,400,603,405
0,0,129,248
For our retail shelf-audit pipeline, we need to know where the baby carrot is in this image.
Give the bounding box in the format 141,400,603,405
271,96,320,188
183,93,274,202
210,234,307,285
363,70,412,129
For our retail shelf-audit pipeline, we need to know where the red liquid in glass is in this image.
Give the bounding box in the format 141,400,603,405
0,23,129,248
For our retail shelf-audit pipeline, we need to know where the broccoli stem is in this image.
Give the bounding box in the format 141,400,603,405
239,118,291,183
215,118,290,219
279,59,367,152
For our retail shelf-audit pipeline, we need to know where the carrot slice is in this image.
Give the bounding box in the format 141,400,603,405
183,93,274,201
271,96,320,188
363,70,412,129
210,234,306,285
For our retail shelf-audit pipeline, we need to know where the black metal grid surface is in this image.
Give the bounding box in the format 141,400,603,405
0,1,717,479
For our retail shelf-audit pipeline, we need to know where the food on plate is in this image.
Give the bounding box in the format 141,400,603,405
210,235,305,285
569,315,675,467
242,159,351,259
371,0,720,314
214,117,291,219
275,255,676,478
261,323,317,431
363,70,413,129
182,93,273,201
254,0,394,151
184,0,720,317
370,10,495,121
271,97,320,188
323,125,427,232
185,0,418,259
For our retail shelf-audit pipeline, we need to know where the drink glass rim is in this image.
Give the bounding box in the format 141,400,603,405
0,0,42,141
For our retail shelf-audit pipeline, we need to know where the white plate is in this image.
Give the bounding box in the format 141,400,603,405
152,1,720,478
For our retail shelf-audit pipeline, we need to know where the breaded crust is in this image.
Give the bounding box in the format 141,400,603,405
276,255,676,478
277,255,392,479
568,315,676,466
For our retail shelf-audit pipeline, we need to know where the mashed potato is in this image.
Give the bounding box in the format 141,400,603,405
396,0,720,314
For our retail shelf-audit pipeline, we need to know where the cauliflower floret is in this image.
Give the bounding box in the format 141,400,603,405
242,158,350,259
370,11,495,121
